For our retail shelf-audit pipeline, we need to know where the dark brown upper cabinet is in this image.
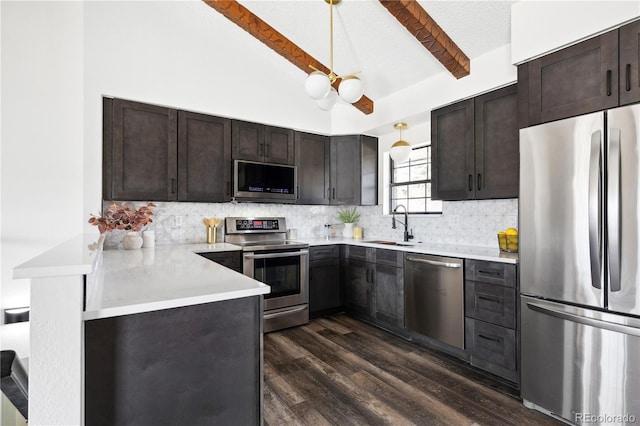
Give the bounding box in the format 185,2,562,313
432,84,518,201
295,132,378,205
520,20,640,127
620,20,640,106
295,131,330,204
106,98,178,201
231,120,294,165
178,111,232,202
104,98,232,202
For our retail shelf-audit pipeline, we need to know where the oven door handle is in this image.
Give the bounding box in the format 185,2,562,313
263,305,308,320
244,250,309,260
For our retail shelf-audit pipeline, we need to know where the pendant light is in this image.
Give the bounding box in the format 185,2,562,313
304,0,364,110
390,123,412,163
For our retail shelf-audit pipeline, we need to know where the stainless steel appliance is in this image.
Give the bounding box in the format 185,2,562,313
520,105,640,424
224,217,309,332
404,253,464,349
233,160,297,203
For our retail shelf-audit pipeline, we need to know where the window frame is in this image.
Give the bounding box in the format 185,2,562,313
388,143,442,215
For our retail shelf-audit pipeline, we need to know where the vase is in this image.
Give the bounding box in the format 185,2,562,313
342,223,355,239
123,232,143,250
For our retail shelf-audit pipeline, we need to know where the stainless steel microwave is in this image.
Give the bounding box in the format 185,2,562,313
233,160,297,203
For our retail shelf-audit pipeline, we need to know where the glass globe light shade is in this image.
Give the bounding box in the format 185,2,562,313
338,76,364,103
305,71,331,100
316,87,338,110
389,140,412,163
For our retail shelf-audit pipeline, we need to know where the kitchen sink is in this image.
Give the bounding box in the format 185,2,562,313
364,240,415,247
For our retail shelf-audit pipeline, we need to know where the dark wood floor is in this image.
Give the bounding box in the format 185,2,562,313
263,315,561,426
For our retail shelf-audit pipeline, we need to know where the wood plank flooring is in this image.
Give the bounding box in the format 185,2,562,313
263,315,561,426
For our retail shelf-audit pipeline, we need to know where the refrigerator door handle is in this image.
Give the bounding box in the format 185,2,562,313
526,301,640,337
608,128,622,292
588,130,602,289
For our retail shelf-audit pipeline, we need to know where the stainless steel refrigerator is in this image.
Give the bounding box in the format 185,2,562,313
520,104,640,425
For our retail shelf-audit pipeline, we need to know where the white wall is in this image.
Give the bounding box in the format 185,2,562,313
1,1,84,357
511,0,640,64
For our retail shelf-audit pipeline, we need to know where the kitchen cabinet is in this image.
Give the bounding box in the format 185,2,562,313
519,20,640,127
178,111,232,202
464,259,519,384
295,133,378,205
431,84,518,200
232,120,294,165
343,246,404,330
197,251,242,273
309,245,343,318
104,98,232,202
105,97,178,201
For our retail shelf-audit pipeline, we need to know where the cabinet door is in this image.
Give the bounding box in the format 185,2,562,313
295,131,330,204
309,258,342,316
178,111,232,202
474,84,519,199
343,258,371,318
330,135,361,205
372,264,404,328
431,99,475,200
264,125,295,165
620,20,640,106
526,30,618,125
111,98,177,201
232,120,264,162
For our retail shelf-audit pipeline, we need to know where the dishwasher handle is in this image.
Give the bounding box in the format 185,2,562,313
406,256,461,269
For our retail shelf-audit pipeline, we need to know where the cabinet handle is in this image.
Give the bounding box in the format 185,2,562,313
370,268,374,284
468,174,473,191
296,186,299,200
171,178,177,194
606,70,612,96
477,173,482,191
478,295,502,304
478,269,502,277
478,334,502,344
626,64,632,92
332,188,336,199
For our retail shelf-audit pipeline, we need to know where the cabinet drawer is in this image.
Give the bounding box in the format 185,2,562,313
310,245,340,260
465,281,516,329
345,245,368,261
465,318,516,371
372,248,403,267
465,260,516,288
198,251,242,272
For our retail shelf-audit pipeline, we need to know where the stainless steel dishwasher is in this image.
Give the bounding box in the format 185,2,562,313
404,253,464,349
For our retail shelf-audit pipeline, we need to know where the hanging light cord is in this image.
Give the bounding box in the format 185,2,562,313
328,0,336,82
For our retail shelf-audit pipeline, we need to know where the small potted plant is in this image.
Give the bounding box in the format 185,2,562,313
337,207,360,238
88,202,155,249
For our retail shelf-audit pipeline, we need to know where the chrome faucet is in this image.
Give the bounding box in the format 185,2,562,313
392,205,414,242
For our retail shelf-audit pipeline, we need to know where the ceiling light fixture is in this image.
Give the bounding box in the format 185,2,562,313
390,123,412,163
304,0,363,110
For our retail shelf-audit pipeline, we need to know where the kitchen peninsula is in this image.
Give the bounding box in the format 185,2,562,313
13,234,269,426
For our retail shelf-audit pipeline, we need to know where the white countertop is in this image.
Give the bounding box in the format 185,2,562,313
14,235,269,320
306,238,519,264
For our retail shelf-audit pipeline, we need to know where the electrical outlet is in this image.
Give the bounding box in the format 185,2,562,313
174,215,183,227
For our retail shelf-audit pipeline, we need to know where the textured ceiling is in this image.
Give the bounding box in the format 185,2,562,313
237,0,515,101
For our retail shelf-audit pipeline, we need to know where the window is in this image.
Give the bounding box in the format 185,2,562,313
390,145,442,214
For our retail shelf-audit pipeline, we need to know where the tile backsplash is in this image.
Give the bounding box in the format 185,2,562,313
103,199,517,249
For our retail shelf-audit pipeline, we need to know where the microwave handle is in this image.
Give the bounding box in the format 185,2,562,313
244,250,309,260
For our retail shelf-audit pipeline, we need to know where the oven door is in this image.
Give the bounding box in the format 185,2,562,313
243,249,309,311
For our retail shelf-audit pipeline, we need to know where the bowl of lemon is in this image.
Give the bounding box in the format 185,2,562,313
497,228,518,252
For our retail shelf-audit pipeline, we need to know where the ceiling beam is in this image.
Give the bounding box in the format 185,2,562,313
379,0,470,79
203,0,374,115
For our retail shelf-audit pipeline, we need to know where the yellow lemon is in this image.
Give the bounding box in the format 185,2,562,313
505,228,518,235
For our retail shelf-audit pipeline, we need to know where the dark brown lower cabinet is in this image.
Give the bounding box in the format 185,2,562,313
464,259,519,384
197,251,242,273
309,245,343,318
85,297,262,426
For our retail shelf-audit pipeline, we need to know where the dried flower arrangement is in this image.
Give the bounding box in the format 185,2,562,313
88,202,156,234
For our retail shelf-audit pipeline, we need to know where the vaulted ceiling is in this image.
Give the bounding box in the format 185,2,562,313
204,0,515,115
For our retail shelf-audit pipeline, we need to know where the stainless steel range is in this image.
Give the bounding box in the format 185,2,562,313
224,217,309,332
